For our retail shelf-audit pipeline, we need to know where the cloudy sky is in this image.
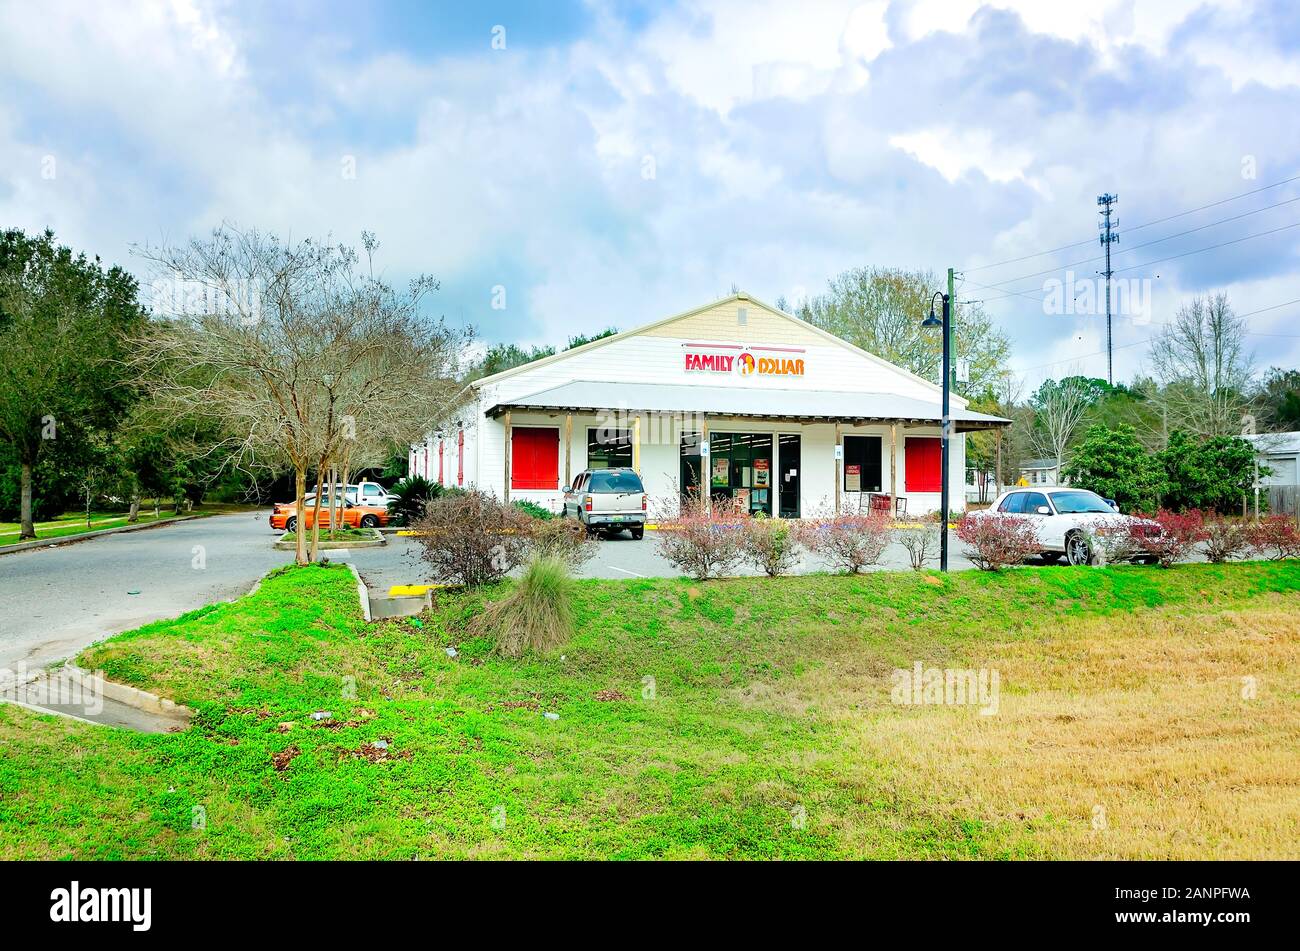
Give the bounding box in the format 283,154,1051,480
2,0,1298,387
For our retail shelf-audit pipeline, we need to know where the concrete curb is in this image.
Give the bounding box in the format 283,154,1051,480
344,563,373,622
0,514,205,557
66,666,194,720
273,529,386,551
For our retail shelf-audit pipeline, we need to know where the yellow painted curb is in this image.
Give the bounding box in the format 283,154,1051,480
396,529,421,536
388,584,456,596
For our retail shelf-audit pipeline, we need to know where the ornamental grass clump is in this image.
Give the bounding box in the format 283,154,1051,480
474,555,575,658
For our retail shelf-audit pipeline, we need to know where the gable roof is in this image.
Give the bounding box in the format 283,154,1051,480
470,292,968,408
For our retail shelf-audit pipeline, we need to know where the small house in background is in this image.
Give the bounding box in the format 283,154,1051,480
1018,458,1065,487
1243,431,1300,515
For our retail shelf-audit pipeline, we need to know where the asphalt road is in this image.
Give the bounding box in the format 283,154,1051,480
0,512,978,672
0,513,422,672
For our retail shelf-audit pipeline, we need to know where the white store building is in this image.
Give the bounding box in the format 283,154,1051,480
411,293,1009,518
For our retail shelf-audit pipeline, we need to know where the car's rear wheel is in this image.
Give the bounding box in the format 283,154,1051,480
630,526,644,540
286,516,297,533
1065,532,1092,566
360,515,379,528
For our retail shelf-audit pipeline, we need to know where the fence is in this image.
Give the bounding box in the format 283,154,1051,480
1266,485,1299,516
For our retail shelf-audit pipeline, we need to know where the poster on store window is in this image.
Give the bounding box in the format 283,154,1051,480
754,458,770,487
845,463,861,492
712,457,729,487
735,487,750,509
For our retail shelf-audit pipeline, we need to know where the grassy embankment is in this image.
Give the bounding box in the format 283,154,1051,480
1,560,1297,859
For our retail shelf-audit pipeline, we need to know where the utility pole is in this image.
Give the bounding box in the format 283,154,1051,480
1097,193,1120,385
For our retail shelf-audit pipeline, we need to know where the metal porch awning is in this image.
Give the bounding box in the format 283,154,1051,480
484,380,1010,432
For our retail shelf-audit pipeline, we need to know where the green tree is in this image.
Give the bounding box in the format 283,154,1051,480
801,266,1010,394
1251,367,1300,431
1160,430,1257,513
0,229,145,539
1061,424,1166,513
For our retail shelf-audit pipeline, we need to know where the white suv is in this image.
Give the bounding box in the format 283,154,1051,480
979,487,1160,565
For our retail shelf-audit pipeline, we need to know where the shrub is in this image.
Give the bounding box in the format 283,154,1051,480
387,476,436,527
1130,508,1204,568
802,511,893,574
654,494,746,580
1246,514,1300,560
955,513,1039,570
895,515,939,570
1085,519,1140,565
473,555,574,657
513,499,553,520
1199,511,1250,564
527,515,598,570
740,514,803,577
1062,424,1167,513
411,489,532,586
1161,431,1257,513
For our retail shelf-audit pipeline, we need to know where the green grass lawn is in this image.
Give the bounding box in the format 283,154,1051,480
1,561,1297,860
0,502,255,546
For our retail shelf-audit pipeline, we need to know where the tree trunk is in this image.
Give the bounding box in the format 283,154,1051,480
19,457,35,540
294,468,308,566
127,489,140,523
309,461,326,562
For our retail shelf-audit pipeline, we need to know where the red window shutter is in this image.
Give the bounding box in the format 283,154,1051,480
438,442,444,484
905,438,942,493
511,427,559,490
457,431,464,486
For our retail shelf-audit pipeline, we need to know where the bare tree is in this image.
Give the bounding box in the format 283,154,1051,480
1150,293,1254,437
133,225,469,565
1028,375,1095,473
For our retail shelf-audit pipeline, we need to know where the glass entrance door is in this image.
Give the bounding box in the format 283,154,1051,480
778,434,800,518
704,432,773,515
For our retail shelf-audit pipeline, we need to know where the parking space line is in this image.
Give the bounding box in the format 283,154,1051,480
609,565,646,578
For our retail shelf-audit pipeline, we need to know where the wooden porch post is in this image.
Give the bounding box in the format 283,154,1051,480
633,413,642,474
564,413,573,488
503,411,512,503
889,423,898,516
834,421,843,514
701,416,710,515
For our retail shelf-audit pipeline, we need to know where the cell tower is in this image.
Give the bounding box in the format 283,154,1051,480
1097,193,1120,384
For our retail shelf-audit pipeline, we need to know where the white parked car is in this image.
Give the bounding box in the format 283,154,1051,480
976,487,1161,565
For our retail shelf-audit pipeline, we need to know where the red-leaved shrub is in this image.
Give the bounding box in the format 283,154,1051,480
654,494,747,579
801,511,893,574
1246,514,1300,560
1130,509,1204,568
956,513,1039,570
1199,511,1250,564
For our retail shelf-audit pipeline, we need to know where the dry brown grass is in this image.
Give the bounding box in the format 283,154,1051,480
797,596,1300,859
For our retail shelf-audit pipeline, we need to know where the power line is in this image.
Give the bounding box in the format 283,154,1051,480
1010,298,1300,374
959,172,1300,274
965,219,1300,305
968,193,1300,292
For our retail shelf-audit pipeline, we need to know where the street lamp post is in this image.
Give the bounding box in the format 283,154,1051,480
922,291,951,571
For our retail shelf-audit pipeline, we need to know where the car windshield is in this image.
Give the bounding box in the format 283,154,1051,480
1049,490,1114,514
587,470,644,493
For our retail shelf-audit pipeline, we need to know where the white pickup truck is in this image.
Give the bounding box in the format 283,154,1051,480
975,487,1160,565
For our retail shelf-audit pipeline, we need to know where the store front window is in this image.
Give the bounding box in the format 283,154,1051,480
588,427,633,469
843,435,883,493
